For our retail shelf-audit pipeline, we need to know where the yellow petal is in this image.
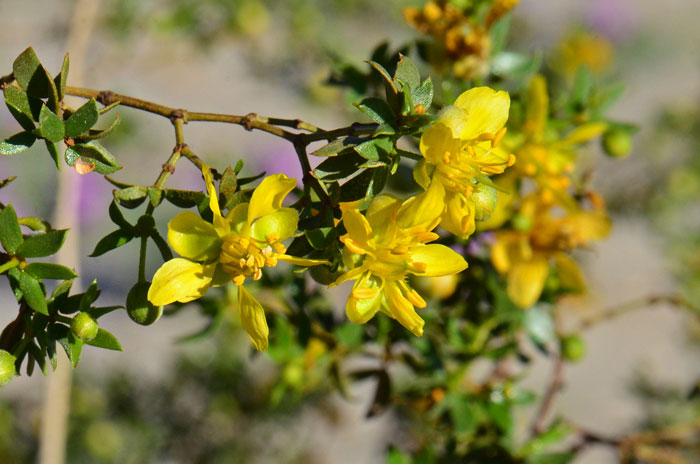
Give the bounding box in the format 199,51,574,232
419,123,458,164
524,75,548,139
396,180,445,231
276,254,329,267
559,122,607,146
226,203,250,234
203,165,229,232
147,258,214,306
507,256,549,309
413,158,433,190
383,281,424,336
251,207,299,243
452,87,510,140
366,194,401,240
342,208,374,250
248,174,296,223
329,265,366,288
408,244,468,277
554,253,586,293
238,285,269,351
168,211,222,261
439,191,476,239
345,277,382,324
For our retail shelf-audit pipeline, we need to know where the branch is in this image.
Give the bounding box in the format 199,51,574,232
531,356,565,436
578,294,693,331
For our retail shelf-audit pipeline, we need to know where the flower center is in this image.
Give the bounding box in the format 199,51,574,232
219,233,284,285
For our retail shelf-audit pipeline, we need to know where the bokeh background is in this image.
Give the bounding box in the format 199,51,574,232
1,0,700,462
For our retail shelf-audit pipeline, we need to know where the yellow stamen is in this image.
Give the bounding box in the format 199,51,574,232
233,275,246,286
253,269,262,280
391,245,410,255
493,127,507,147
267,232,280,244
351,287,379,299
344,238,368,255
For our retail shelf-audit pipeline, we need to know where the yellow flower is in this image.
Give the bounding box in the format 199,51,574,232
552,32,614,77
331,186,468,336
491,194,611,308
147,166,326,350
415,87,515,238
509,75,606,206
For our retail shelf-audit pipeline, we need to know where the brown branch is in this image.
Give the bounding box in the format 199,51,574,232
531,356,565,436
578,294,693,331
0,72,14,88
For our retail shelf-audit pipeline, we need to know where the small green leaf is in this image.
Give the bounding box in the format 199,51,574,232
524,305,556,346
19,271,48,315
0,177,17,189
104,176,133,189
76,113,120,142
45,140,61,169
86,328,123,351
34,105,65,143
354,137,394,161
4,86,41,130
571,65,594,107
339,166,388,202
65,141,122,174
50,279,73,301
66,334,84,367
305,227,337,250
147,186,163,207
86,305,122,320
0,132,36,156
12,47,49,97
16,229,68,258
492,51,542,79
150,231,173,261
354,97,395,125
64,99,99,138
25,263,78,280
313,151,365,180
55,52,69,101
367,60,397,94
80,280,100,312
412,77,433,109
108,200,132,229
163,188,207,208
113,186,148,209
0,204,23,254
218,166,238,209
394,54,420,92
311,136,363,157
89,229,134,257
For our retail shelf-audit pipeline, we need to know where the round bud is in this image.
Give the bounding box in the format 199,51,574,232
471,184,498,221
412,275,459,300
511,213,532,232
126,282,163,326
561,334,586,362
0,350,17,387
602,128,632,158
71,312,99,341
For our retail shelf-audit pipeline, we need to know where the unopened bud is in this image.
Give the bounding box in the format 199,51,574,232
127,282,163,326
602,128,632,158
561,334,586,362
471,184,498,221
71,312,99,341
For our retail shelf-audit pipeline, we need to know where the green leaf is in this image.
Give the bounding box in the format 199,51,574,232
354,97,395,125
492,51,542,79
339,166,388,202
571,65,594,107
86,328,123,351
0,177,16,189
25,262,78,280
89,229,134,257
76,113,120,142
147,186,163,207
64,99,99,138
311,136,363,157
367,60,397,94
4,86,41,130
65,141,122,174
489,12,512,56
108,200,132,230
218,165,238,209
16,229,68,258
304,227,337,250
50,279,73,301
163,188,207,209
55,52,69,101
104,176,134,189
0,132,36,156
0,204,23,254
524,305,555,346
520,421,575,457
314,151,365,180
80,280,100,312
12,47,50,97
394,54,420,92
34,105,65,143
86,305,122,319
150,231,173,261
113,186,148,209
43,140,61,169
354,136,394,161
525,453,575,464
19,271,48,315
412,77,433,109
446,393,477,435
65,334,84,367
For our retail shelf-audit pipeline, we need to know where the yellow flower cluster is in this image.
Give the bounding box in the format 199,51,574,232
403,0,520,78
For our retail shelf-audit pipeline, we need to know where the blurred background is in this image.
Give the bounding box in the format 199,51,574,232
1,0,700,462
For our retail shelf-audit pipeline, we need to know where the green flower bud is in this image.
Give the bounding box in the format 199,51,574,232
602,128,632,158
561,334,586,362
71,312,99,341
127,282,163,326
0,350,17,387
511,213,532,232
471,184,498,221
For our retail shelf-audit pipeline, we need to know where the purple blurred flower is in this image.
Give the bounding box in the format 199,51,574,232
585,0,639,43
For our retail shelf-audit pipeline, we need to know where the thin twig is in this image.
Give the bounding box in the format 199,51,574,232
578,294,692,331
531,356,565,436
